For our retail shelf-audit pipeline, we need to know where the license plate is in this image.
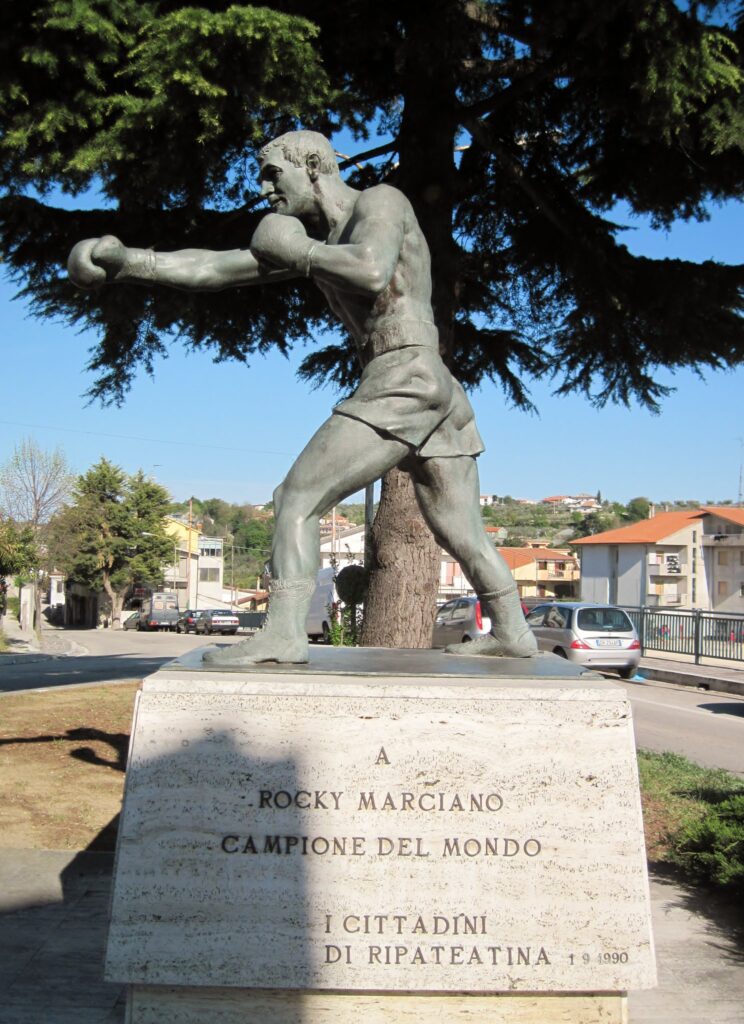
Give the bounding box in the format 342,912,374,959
596,638,622,647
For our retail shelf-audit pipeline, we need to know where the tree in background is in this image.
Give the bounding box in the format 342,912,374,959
1,1,742,645
170,496,275,587
0,518,38,580
52,459,174,627
626,496,652,522
0,438,74,633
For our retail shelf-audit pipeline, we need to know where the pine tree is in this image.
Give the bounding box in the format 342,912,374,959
1,1,742,644
54,459,174,627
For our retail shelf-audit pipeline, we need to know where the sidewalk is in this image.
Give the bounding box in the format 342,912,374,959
0,615,84,664
638,653,744,697
0,848,742,1023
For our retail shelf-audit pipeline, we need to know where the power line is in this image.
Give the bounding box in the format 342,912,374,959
0,419,296,458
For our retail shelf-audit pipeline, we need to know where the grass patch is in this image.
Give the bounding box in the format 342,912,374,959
0,682,140,850
638,749,744,897
0,629,8,653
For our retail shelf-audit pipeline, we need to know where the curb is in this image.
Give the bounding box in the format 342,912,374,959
639,665,744,698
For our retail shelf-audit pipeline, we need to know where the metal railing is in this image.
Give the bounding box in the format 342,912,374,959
620,606,744,664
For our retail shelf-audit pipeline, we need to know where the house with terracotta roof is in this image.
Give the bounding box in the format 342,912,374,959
441,546,579,601
573,507,744,612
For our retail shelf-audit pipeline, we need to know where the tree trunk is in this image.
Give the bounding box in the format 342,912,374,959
361,467,441,648
361,4,461,648
102,572,125,629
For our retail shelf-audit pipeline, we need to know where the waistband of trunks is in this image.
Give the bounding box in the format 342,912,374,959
362,319,438,358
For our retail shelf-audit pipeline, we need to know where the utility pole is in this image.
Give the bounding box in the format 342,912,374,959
364,483,375,568
186,498,194,607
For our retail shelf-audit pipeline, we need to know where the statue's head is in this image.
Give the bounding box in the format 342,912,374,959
259,131,339,178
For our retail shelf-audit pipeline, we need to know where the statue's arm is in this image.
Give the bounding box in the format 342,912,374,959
247,189,407,296
68,235,298,292
309,189,406,295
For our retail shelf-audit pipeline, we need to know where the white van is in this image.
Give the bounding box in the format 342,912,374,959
305,567,339,643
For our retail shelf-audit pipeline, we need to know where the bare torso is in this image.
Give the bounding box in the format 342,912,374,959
315,185,436,359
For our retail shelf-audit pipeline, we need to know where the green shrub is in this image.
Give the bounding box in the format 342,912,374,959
672,794,744,897
6,596,20,620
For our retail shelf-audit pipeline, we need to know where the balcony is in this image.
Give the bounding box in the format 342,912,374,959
701,532,744,546
535,568,579,581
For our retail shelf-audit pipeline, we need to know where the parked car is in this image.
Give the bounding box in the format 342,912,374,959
176,609,200,634
432,596,491,646
526,602,641,678
122,610,140,630
432,595,529,647
136,592,180,632
194,609,240,636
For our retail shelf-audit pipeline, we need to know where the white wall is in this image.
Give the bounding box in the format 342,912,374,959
617,545,645,606
579,547,612,603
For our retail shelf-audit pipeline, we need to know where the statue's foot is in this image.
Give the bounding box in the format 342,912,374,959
445,628,537,658
202,632,309,666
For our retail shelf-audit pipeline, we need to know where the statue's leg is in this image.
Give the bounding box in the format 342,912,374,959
203,414,409,665
410,455,537,658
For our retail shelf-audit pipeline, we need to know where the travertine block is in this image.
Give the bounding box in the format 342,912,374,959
129,987,628,1023
107,662,655,997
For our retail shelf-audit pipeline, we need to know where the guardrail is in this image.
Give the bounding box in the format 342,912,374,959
620,606,744,664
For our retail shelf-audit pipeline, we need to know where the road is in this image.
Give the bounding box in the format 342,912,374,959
2,627,743,775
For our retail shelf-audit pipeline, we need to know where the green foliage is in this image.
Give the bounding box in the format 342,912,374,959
170,494,274,586
328,602,361,647
0,1,335,206
337,503,368,526
673,794,744,895
53,458,173,596
626,496,651,521
638,749,744,898
0,0,742,412
0,519,39,577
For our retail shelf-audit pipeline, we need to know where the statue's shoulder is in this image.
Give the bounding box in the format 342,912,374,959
356,183,410,218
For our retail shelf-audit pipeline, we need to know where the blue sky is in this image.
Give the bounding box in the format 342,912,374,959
1,182,742,509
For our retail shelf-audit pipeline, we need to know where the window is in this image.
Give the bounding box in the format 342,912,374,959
717,581,729,598
199,567,220,583
577,607,633,632
740,551,744,566
436,600,457,621
544,606,568,629
526,606,549,626
740,584,744,598
717,550,730,566
200,545,222,558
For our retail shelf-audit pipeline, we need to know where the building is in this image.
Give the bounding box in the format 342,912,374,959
163,517,201,607
573,506,744,612
441,546,579,601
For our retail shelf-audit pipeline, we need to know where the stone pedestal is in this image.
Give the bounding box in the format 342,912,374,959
107,648,655,1022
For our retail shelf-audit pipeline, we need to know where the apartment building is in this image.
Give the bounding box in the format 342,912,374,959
574,506,744,612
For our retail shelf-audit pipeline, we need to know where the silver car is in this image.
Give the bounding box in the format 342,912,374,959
432,596,491,647
526,602,641,678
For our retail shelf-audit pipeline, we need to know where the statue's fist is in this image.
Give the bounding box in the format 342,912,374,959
250,214,312,273
67,235,128,289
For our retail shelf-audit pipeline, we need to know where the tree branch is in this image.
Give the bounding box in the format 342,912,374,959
337,140,398,170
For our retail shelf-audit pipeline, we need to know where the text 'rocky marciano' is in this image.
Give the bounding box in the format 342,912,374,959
255,789,505,812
